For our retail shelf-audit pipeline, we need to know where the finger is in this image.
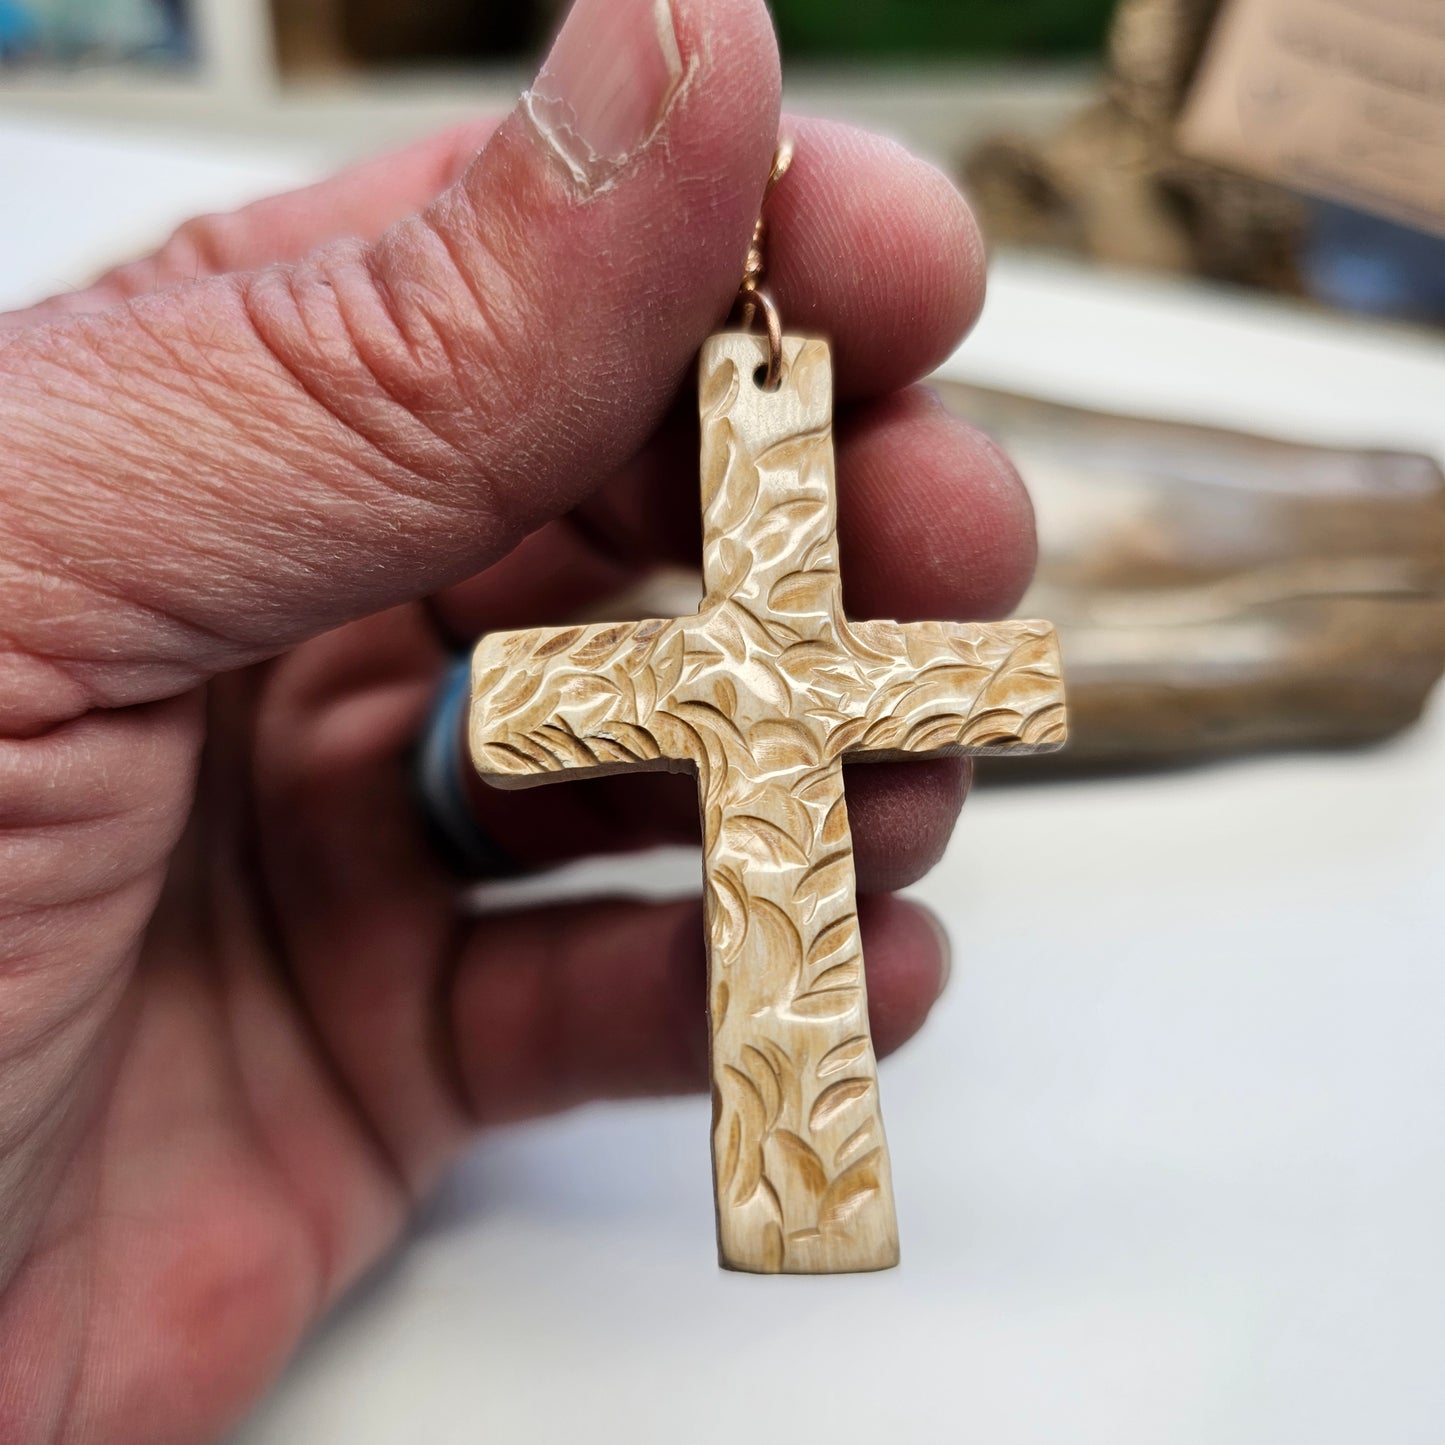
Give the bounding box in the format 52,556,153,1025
433,384,1036,641
2,120,500,329
457,745,968,895
448,892,950,1126
425,120,997,640
767,115,987,402
837,386,1037,622
3,111,983,403
2,0,782,735
2,109,983,401
428,508,650,637
258,630,949,1184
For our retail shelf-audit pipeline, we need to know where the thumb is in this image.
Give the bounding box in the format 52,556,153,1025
0,0,780,734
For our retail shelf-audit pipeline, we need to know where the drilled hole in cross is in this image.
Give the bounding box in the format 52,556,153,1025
753,362,783,393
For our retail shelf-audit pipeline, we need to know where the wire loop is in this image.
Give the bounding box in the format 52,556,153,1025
733,138,794,392
738,286,784,391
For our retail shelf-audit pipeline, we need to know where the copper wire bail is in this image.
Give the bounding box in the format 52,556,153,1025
736,138,794,391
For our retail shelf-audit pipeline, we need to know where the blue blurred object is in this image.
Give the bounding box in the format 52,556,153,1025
1304,200,1445,326
152,0,193,60
0,0,193,63
0,0,40,59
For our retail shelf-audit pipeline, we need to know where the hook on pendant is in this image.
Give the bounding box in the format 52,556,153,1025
735,136,794,392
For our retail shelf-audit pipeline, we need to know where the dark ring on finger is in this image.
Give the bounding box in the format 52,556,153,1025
414,655,522,879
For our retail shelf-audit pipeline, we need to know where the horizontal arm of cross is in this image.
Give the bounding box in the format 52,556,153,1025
839,617,1067,760
468,616,696,787
469,610,1067,794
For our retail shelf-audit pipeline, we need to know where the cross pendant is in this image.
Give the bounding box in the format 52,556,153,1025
468,333,1067,1273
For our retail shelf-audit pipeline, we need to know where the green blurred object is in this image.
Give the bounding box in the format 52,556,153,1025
771,0,1117,58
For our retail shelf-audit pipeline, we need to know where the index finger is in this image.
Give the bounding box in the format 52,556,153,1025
767,116,987,401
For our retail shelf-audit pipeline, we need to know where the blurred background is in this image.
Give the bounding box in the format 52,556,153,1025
3,0,1444,322
2,3,1443,1444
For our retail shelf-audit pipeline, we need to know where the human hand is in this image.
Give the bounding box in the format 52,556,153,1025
0,0,1034,1438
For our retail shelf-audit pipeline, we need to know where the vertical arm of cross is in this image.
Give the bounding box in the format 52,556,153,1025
698,334,845,636
685,334,903,1271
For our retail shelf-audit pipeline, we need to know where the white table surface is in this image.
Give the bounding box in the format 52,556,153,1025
3,115,1444,1445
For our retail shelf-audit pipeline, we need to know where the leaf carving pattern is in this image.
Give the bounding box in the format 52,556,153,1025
468,334,1067,1273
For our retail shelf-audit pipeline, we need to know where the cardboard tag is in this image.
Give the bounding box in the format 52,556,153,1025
1178,0,1445,237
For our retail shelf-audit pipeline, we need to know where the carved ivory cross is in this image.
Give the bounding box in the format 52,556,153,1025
469,333,1067,1273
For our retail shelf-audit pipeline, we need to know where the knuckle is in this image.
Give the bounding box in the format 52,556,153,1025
236,198,543,545
97,212,237,302
158,213,233,284
374,189,542,445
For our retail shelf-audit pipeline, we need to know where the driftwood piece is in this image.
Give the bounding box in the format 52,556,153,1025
937,380,1445,766
963,0,1307,291
469,336,1067,1272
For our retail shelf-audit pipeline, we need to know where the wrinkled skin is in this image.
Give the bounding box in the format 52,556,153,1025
0,1,1035,1439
